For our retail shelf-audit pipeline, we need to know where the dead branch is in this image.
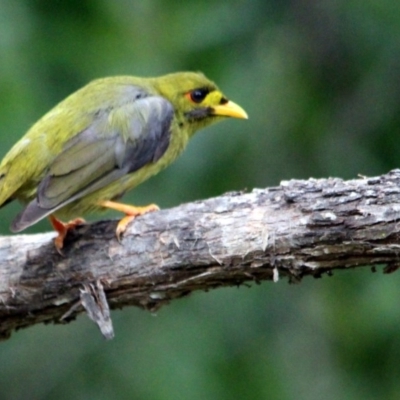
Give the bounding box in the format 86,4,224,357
2,170,400,340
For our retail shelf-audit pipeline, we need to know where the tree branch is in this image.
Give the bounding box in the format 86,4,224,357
2,170,400,340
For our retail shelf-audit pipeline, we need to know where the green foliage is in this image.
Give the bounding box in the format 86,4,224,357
1,1,400,399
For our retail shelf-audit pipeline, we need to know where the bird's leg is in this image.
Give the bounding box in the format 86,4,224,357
49,215,86,253
99,200,159,241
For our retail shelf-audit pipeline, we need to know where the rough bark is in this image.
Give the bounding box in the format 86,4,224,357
1,170,400,340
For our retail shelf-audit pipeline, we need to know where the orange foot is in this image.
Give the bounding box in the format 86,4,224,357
99,200,159,241
49,215,86,253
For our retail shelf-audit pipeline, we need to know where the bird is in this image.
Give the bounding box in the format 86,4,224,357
0,71,247,251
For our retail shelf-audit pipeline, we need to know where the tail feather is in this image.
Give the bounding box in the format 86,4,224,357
10,199,53,232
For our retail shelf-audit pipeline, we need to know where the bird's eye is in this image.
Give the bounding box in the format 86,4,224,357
189,88,209,103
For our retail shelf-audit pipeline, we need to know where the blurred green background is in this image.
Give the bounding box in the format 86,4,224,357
1,1,400,399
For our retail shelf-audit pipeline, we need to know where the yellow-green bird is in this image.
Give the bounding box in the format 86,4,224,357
0,72,247,251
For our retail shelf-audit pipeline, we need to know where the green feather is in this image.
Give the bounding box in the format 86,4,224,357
0,72,247,232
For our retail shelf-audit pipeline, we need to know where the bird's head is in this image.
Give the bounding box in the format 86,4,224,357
152,72,248,136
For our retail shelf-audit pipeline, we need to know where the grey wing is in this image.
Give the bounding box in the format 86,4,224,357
11,95,174,232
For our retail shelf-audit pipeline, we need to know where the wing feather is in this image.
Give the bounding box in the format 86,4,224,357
11,94,174,232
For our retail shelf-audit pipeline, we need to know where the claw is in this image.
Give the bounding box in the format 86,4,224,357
99,200,159,241
49,216,85,253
